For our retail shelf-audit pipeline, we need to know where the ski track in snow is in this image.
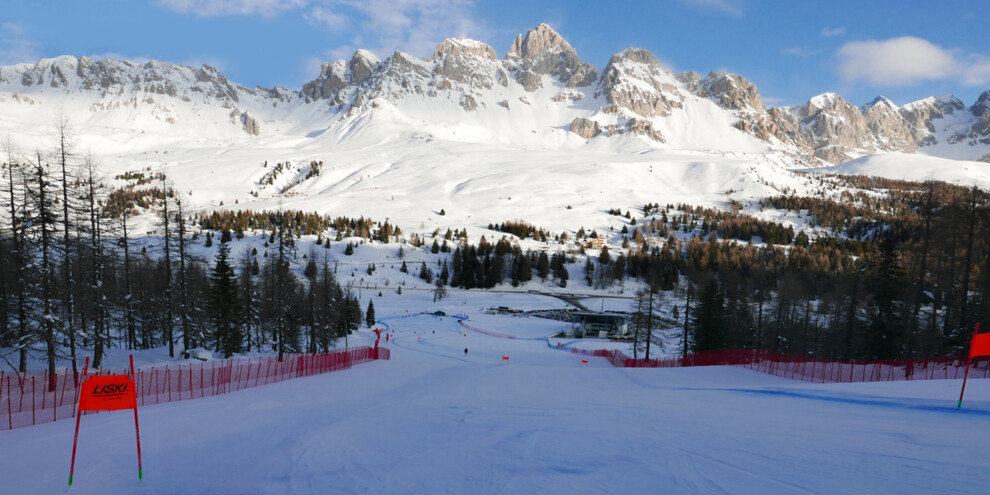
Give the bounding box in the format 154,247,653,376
2,296,989,494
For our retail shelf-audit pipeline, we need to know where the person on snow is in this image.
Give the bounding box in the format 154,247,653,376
464,348,469,355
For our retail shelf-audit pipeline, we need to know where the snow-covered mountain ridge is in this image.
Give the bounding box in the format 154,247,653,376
3,24,989,164
2,24,990,239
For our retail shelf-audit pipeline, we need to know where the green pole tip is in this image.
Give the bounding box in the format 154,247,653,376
68,475,73,486
139,469,144,481
958,400,963,409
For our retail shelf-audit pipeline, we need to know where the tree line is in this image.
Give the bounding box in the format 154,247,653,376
0,132,363,391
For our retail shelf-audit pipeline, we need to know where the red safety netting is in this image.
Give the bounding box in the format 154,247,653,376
0,346,389,431
559,344,990,381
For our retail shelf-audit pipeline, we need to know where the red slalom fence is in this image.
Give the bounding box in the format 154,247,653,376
0,346,389,431
558,344,990,381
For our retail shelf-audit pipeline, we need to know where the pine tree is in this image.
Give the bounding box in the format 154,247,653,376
433,276,447,302
419,262,433,283
305,256,318,353
54,113,80,375
537,251,550,280
160,175,175,357
366,300,376,328
2,139,30,370
691,280,727,353
210,242,241,358
30,153,61,390
865,234,904,359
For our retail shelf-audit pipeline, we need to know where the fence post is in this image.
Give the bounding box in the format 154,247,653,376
42,370,48,412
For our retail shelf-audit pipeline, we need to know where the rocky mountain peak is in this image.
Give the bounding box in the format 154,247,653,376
350,50,381,84
302,50,381,103
696,71,764,114
431,38,503,93
861,95,898,113
433,38,497,61
597,47,681,119
506,23,570,60
792,93,874,163
860,96,915,154
608,47,662,68
505,24,597,91
971,90,990,117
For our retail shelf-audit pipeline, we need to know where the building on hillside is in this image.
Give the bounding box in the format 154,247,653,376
568,312,629,338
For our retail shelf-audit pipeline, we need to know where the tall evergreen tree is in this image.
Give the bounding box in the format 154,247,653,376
210,242,241,358
365,299,375,328
691,279,727,352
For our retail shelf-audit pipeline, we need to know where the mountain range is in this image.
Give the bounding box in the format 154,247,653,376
1,23,990,236
3,24,989,165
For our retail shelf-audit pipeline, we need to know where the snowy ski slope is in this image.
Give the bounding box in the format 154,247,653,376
1,292,987,494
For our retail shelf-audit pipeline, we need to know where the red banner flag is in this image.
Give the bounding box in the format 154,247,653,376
970,332,990,359
78,375,137,412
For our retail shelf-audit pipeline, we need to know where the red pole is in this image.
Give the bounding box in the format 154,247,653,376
6,377,11,430
59,367,68,408
958,323,980,408
68,357,90,486
130,356,144,480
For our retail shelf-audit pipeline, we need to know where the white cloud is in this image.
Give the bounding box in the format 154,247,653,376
781,46,821,57
156,0,307,16
961,55,990,87
675,0,743,18
836,36,990,87
297,0,484,64
1,22,27,37
343,0,483,57
0,22,39,65
305,6,349,31
820,27,845,37
160,0,484,63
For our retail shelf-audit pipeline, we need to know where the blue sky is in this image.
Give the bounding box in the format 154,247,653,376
2,0,989,107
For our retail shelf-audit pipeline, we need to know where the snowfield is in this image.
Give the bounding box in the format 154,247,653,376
1,293,987,495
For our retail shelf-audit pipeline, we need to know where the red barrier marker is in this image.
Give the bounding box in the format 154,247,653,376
581,360,589,366
68,355,142,485
959,323,987,408
502,356,509,363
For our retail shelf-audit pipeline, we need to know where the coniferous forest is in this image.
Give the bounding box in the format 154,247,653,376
0,139,363,390
3,137,990,385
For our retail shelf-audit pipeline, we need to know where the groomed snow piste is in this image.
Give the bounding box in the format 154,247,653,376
1,292,988,495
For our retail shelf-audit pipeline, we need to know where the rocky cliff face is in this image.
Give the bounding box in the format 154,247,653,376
3,55,248,103
861,97,916,153
0,55,289,136
504,23,597,91
695,72,765,114
596,48,682,119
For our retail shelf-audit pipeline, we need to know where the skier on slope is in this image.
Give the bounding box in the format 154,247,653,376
464,348,468,355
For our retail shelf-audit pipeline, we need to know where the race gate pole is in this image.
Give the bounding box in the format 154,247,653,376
130,355,144,480
68,356,91,486
958,323,980,408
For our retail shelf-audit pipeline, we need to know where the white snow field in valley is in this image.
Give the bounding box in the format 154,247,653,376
1,292,987,495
